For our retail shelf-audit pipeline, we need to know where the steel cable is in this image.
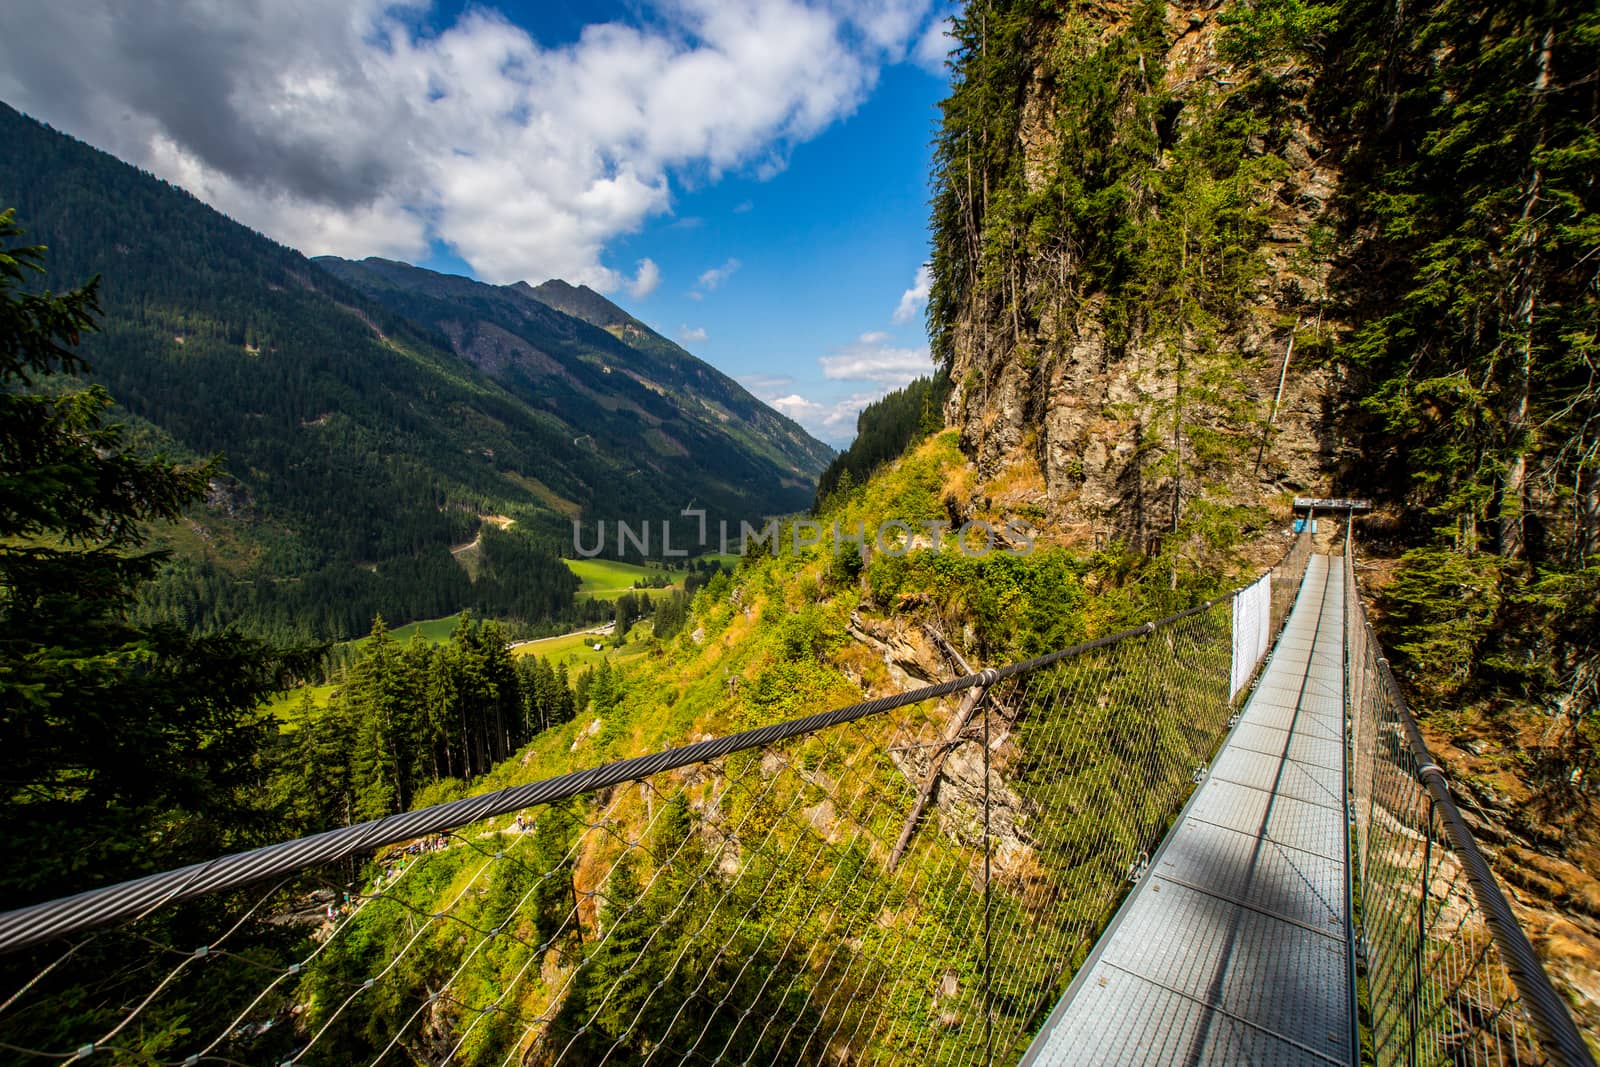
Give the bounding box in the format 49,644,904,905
1344,535,1593,1067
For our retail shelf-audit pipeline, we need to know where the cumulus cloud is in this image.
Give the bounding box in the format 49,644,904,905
892,263,933,325
678,325,708,344
757,329,933,442
913,14,957,74
765,390,880,443
820,333,935,388
769,394,820,418
627,258,661,298
0,0,941,286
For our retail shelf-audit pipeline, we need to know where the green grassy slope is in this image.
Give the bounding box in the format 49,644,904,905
276,427,1270,1064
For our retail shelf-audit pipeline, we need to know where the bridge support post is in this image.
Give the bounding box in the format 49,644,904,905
1405,801,1434,1067
983,694,993,1067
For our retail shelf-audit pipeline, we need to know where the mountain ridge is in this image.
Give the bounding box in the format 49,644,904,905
313,255,832,488
525,277,833,477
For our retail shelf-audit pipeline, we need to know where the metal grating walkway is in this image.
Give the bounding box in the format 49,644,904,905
1021,555,1356,1066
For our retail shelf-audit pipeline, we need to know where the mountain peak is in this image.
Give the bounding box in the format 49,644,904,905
525,278,636,333
318,256,833,481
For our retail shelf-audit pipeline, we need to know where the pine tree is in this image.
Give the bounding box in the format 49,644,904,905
0,208,314,906
289,694,356,830
347,616,423,819
527,804,581,951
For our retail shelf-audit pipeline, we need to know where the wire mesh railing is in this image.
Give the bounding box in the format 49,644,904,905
0,531,1315,1065
1269,521,1313,641
1344,526,1595,1067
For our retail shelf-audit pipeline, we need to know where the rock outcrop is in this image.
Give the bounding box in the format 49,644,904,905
936,2,1347,548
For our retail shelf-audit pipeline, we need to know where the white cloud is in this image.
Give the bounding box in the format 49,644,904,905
732,200,754,213
913,14,956,74
758,330,934,443
820,337,934,388
695,257,742,292
770,393,821,418
627,257,661,298
678,325,708,344
892,263,933,325
754,294,941,442
764,390,880,444
0,0,936,286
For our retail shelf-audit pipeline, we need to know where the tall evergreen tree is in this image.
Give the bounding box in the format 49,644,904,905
347,616,423,819
0,208,313,906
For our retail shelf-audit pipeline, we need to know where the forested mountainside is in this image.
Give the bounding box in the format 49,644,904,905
929,0,1598,564
315,257,830,487
527,275,834,478
926,0,1599,1027
0,103,828,641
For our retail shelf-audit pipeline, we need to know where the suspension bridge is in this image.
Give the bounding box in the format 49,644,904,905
0,516,1593,1065
1023,553,1356,1064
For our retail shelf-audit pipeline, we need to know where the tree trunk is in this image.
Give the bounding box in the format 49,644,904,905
1172,213,1189,539
1497,23,1554,561
1383,0,1407,131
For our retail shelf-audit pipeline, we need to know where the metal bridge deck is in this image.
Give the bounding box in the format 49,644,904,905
1021,555,1356,1066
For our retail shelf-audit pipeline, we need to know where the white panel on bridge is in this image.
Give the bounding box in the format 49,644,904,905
1022,555,1356,1067
1230,573,1272,700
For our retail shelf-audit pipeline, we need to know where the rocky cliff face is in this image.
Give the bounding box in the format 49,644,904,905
933,0,1346,550
926,1,1600,1041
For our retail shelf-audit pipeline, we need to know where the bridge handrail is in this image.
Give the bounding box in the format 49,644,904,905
1343,523,1595,1066
0,528,1312,957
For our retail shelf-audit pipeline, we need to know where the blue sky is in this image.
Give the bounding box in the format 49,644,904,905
0,0,959,446
569,61,947,445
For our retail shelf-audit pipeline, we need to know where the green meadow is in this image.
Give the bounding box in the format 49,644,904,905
564,557,681,600
371,615,461,645
509,628,611,666
263,566,688,726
